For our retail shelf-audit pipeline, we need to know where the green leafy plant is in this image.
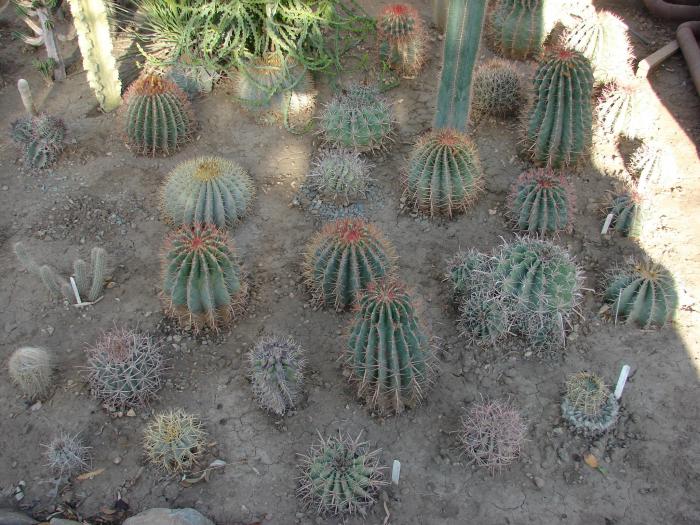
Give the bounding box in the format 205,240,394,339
561,372,618,435
508,168,575,235
377,4,427,77
8,346,53,400
143,409,206,473
14,0,67,80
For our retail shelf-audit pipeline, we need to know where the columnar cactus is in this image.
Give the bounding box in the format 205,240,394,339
629,140,675,188
161,223,247,330
489,0,554,60
472,58,524,119
44,432,90,476
604,190,643,238
143,409,206,473
297,432,387,516
561,372,619,434
304,218,395,310
307,149,372,204
523,49,594,168
405,129,484,217
596,81,654,140
345,277,435,414
248,336,305,416
161,156,255,229
508,168,575,235
10,113,66,169
67,0,122,112
121,75,195,156
377,4,427,77
8,346,53,400
604,259,678,328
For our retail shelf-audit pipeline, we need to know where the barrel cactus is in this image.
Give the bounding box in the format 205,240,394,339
377,4,427,77
10,114,65,169
44,432,90,476
121,74,195,156
472,59,524,119
161,223,247,330
604,190,643,238
161,156,254,229
248,336,305,416
596,81,654,140
523,49,594,168
446,248,493,302
167,61,219,98
143,409,206,473
458,291,510,346
319,84,393,152
405,129,484,217
304,218,395,310
489,0,555,60
8,346,53,400
297,431,387,516
345,277,435,414
307,149,372,204
508,168,575,235
561,372,618,435
629,139,675,188
604,259,677,328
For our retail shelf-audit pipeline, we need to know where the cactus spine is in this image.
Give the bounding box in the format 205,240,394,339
67,0,122,112
508,168,574,235
489,0,553,60
308,149,371,204
561,372,618,434
629,140,675,188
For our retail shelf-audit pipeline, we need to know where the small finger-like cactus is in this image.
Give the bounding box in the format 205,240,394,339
143,409,207,473
121,75,195,156
459,399,527,473
304,218,395,310
629,139,675,188
307,149,372,204
10,114,66,169
561,372,618,434
604,259,678,328
44,432,90,476
161,223,248,330
508,168,575,235
8,346,53,400
85,328,164,410
446,248,493,302
377,4,427,77
346,277,435,414
297,432,387,516
319,84,393,152
248,336,305,416
405,129,484,217
160,156,255,229
489,0,555,60
472,59,524,119
596,81,654,140
458,292,510,346
603,190,643,238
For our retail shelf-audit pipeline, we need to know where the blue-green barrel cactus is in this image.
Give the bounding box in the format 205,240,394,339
377,4,427,77
508,168,574,235
489,0,554,60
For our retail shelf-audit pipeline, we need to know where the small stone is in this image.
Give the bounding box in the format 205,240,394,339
126,409,136,417
533,477,545,489
30,401,42,411
113,456,122,465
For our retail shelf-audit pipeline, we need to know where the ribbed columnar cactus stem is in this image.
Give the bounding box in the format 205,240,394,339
17,79,36,115
67,0,122,112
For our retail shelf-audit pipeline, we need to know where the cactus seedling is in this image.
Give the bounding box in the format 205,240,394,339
8,346,53,400
489,0,554,60
297,432,387,516
377,4,427,77
248,336,305,416
596,81,654,140
604,190,643,238
307,149,372,204
561,372,618,434
304,218,395,310
508,169,575,235
472,59,524,119
143,409,207,473
161,156,255,229
44,432,90,476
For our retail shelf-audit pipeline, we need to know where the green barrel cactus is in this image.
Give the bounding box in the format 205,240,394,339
377,4,427,77
345,277,435,414
304,218,395,311
472,58,524,119
307,149,372,204
143,409,206,473
458,291,510,347
160,156,255,229
604,259,678,328
446,248,493,302
161,223,247,330
596,81,654,140
489,0,554,60
629,139,675,188
524,49,594,168
561,372,618,435
604,190,643,238
10,114,66,169
508,168,574,235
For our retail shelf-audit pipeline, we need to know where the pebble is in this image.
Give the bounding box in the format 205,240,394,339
113,456,122,465
533,477,545,489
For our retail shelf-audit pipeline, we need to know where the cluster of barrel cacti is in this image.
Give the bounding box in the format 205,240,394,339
596,80,654,140
603,190,644,238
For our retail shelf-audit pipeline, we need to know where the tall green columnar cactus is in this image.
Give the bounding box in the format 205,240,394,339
490,0,551,60
67,0,122,112
524,49,594,168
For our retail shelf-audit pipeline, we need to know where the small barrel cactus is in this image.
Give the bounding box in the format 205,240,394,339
561,372,619,434
304,218,395,310
458,291,510,346
121,74,195,156
629,139,675,188
489,0,554,60
604,259,678,328
472,58,524,119
248,336,305,416
514,309,566,352
459,399,527,473
143,409,207,473
446,248,493,302
319,84,393,152
44,432,90,476
297,431,387,516
405,129,484,217
307,149,372,204
508,168,575,235
8,346,53,400
167,62,219,98
346,277,435,414
596,81,654,140
604,190,643,238
10,114,66,169
377,4,427,77
85,328,164,410
160,156,255,229
161,223,247,330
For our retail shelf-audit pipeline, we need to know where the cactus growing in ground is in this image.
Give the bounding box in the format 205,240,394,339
459,399,527,473
304,218,395,310
604,259,678,328
596,81,654,140
248,336,305,416
472,58,524,119
143,409,206,473
8,346,53,400
489,0,555,60
405,129,484,217
307,149,372,204
446,248,493,302
629,140,675,188
604,190,643,238
44,432,90,476
167,62,219,99
161,223,247,330
319,84,393,152
561,372,618,434
458,291,510,346
121,75,195,156
508,169,575,235
297,432,387,516
85,328,164,410
10,113,66,170
523,49,594,168
346,277,435,414
160,157,255,229
377,4,427,77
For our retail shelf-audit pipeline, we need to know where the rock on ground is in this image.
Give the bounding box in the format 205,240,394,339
123,508,215,525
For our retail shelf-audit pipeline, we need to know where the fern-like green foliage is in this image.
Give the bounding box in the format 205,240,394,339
508,168,574,235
